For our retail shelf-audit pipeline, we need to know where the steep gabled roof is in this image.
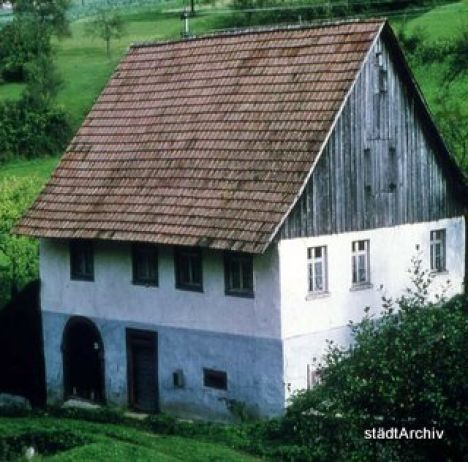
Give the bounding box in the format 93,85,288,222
16,19,385,253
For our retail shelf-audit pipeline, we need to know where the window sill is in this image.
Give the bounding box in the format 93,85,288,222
306,291,330,300
350,283,373,292
176,284,204,293
431,270,449,277
132,281,158,288
225,290,254,299
70,276,94,282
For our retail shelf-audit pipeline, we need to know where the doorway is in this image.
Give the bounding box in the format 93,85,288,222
126,329,158,412
62,316,105,403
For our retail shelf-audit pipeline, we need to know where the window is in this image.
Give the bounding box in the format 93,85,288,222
203,369,227,390
307,246,328,294
351,240,370,286
70,240,94,281
175,247,203,291
387,147,398,192
173,370,185,388
430,229,446,272
376,51,387,93
224,252,254,297
132,244,158,286
307,364,321,390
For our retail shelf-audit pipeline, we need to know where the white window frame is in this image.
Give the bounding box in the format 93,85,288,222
307,246,328,294
307,364,321,389
351,240,370,286
430,229,446,273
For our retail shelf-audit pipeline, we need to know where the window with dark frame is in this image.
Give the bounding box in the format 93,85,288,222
224,252,254,297
132,244,158,286
70,240,94,281
430,229,446,273
307,246,328,294
174,247,203,291
203,369,227,390
351,240,370,286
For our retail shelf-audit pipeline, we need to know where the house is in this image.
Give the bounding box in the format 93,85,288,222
16,19,466,420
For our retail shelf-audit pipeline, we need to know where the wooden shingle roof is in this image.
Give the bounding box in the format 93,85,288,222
16,19,385,253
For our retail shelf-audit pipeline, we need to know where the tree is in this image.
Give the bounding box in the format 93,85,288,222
0,14,51,82
86,8,126,58
12,0,71,37
444,21,468,83
0,177,41,306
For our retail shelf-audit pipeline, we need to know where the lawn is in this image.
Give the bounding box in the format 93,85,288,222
0,416,260,461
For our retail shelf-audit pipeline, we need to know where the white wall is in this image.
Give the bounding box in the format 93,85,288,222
40,240,282,339
279,216,465,399
279,216,465,339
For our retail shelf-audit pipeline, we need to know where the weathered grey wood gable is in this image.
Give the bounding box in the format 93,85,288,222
279,26,465,240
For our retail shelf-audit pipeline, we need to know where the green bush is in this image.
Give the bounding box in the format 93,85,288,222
0,177,42,307
0,17,51,83
0,429,90,461
277,264,467,461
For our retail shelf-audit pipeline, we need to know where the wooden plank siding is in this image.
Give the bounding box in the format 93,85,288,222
280,36,464,240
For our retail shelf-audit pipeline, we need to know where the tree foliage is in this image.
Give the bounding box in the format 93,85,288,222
0,177,42,307
85,8,126,58
0,16,51,82
0,55,71,162
13,0,72,37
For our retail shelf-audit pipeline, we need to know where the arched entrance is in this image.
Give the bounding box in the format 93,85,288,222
62,316,105,403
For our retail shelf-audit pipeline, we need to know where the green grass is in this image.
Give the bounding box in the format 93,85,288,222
0,156,59,182
0,416,260,461
403,0,468,40
0,82,24,101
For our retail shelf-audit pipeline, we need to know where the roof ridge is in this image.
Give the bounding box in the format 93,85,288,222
130,17,386,49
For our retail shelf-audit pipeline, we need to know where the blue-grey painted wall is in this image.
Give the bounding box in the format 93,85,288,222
42,310,285,420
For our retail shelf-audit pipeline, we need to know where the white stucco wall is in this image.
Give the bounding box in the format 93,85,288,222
40,240,281,339
279,216,465,398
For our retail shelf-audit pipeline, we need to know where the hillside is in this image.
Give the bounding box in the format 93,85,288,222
0,415,260,461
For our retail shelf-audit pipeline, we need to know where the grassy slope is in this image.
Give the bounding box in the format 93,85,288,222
0,417,259,461
401,1,468,116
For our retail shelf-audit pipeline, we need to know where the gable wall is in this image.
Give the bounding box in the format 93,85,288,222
280,36,463,240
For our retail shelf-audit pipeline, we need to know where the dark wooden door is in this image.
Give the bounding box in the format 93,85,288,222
126,329,158,412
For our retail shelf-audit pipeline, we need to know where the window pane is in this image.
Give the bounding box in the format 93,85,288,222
70,241,93,281
180,255,191,284
225,253,253,295
358,255,366,282
231,260,241,289
352,255,358,283
314,262,323,291
308,263,313,292
241,260,253,290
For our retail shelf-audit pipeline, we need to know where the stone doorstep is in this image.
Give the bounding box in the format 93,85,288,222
124,411,149,420
62,398,102,410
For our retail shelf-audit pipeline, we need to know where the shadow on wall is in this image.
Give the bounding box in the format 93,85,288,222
0,280,46,407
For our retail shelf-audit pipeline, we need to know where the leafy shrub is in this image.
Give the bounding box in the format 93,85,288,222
0,430,90,461
0,16,51,83
47,406,126,425
277,263,467,461
0,99,71,161
0,177,42,307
